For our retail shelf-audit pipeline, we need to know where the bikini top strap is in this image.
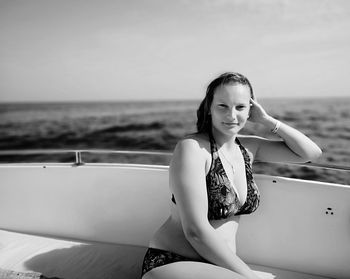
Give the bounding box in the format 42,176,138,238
235,138,251,163
208,130,219,161
235,137,245,155
235,137,254,182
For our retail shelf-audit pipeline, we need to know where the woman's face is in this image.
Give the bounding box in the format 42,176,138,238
210,83,251,137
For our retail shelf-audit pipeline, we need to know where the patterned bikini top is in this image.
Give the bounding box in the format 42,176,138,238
171,132,260,220
205,132,260,219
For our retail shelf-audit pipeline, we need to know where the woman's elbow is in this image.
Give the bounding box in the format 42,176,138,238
304,146,323,162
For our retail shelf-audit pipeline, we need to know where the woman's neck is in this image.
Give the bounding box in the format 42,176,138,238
211,127,238,150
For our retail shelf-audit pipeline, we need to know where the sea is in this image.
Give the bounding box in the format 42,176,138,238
0,97,349,185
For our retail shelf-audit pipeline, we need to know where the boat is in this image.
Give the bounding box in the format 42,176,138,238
0,150,349,279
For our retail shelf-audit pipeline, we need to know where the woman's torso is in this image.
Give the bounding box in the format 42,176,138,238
149,205,241,259
148,133,258,260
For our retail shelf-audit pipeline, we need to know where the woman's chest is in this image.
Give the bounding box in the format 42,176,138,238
220,152,248,204
207,151,248,207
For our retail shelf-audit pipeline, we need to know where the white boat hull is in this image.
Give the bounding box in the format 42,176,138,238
0,164,349,278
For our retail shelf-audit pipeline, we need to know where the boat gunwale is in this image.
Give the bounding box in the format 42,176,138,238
0,149,349,171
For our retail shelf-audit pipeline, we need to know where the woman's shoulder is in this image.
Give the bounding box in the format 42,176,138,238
170,133,212,174
174,133,210,156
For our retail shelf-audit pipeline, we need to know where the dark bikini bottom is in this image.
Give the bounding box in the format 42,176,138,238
141,247,210,277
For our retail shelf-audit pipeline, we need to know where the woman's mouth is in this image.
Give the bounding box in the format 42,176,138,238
223,122,239,128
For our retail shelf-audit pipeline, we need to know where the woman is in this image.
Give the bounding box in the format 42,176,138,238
141,72,322,279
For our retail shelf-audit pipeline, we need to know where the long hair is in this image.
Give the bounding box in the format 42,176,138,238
196,72,255,134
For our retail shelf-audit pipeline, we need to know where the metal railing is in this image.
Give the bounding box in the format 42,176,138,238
0,149,349,171
0,149,173,166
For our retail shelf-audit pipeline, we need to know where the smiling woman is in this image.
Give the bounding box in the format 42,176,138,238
196,73,255,135
210,83,251,136
141,72,322,279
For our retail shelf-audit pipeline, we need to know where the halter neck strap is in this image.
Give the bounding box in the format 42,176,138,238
208,130,242,153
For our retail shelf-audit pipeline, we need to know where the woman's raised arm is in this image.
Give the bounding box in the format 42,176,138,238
248,98,322,163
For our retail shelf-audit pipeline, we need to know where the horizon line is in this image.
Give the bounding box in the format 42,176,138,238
0,95,349,104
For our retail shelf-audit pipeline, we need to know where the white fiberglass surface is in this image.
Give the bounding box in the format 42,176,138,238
0,229,332,279
0,165,349,278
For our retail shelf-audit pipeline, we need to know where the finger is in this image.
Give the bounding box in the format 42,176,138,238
250,97,257,104
250,98,256,107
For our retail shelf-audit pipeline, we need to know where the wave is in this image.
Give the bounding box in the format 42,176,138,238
91,121,165,134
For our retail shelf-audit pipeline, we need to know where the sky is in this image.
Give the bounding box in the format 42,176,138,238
0,0,349,102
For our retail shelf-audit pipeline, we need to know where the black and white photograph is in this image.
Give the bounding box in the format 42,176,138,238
0,1,349,279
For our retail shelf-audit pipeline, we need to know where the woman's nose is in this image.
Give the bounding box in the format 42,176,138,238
227,109,236,120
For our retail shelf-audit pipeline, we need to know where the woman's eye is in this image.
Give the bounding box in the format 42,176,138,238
237,105,246,110
218,104,227,108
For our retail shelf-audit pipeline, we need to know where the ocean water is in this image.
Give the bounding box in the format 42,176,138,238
0,98,349,185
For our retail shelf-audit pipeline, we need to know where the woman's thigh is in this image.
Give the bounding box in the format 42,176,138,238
142,261,247,279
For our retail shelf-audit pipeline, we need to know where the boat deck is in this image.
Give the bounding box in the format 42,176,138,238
0,229,332,279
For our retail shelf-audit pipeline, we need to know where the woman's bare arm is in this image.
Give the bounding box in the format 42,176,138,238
248,98,322,163
170,138,260,279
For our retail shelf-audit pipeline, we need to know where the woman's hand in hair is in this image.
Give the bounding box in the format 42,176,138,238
248,98,270,124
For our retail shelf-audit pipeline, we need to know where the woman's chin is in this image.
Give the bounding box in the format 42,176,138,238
218,126,241,137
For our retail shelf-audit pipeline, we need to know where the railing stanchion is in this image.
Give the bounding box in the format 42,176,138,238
75,151,83,166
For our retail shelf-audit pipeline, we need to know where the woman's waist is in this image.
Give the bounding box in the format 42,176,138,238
149,216,238,259
149,233,202,259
